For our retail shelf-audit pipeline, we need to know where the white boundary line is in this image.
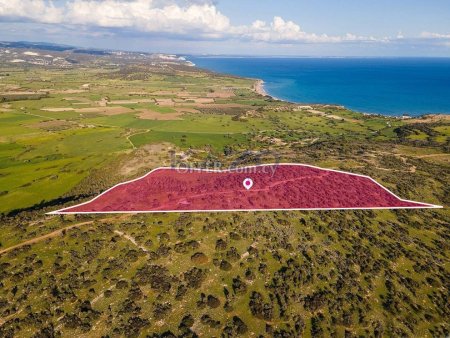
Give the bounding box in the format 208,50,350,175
48,163,442,215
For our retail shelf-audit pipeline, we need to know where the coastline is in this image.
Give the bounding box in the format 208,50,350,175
190,57,450,118
250,77,449,122
253,80,268,97
252,79,282,102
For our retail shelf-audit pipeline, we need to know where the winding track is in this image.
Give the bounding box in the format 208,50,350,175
0,220,94,256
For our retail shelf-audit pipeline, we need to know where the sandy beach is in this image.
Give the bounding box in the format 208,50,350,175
253,79,268,96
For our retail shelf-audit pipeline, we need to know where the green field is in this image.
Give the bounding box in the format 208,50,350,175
1,65,449,215
0,52,449,337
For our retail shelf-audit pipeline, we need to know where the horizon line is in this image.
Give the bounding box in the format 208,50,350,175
2,40,450,59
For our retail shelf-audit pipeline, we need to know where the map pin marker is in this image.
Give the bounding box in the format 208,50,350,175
243,178,253,190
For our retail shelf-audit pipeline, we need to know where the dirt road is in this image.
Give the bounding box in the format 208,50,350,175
0,220,93,256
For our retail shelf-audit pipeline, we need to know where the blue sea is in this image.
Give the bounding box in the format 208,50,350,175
190,57,450,116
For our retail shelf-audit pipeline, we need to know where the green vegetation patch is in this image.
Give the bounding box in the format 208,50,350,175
131,130,248,150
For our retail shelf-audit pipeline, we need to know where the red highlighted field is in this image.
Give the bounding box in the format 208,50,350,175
51,164,439,214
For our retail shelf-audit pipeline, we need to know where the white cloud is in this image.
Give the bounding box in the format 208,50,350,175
0,0,63,24
420,32,450,39
418,32,450,48
65,0,231,36
236,17,318,43
233,17,375,44
0,0,231,38
0,0,448,47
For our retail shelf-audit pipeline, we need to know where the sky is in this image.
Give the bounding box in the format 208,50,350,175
0,0,449,56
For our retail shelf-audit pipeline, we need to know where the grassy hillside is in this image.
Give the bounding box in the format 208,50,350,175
0,51,449,337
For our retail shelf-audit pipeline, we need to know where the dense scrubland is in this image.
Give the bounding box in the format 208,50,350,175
0,47,449,337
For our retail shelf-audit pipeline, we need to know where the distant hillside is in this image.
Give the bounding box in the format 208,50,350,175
0,40,111,55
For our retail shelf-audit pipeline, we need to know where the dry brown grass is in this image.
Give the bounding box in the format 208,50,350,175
193,98,215,104
136,110,182,120
173,107,200,114
118,143,174,176
206,90,235,98
136,107,199,120
31,120,72,130
41,107,75,112
155,98,175,106
406,114,450,124
76,106,134,115
109,99,155,104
